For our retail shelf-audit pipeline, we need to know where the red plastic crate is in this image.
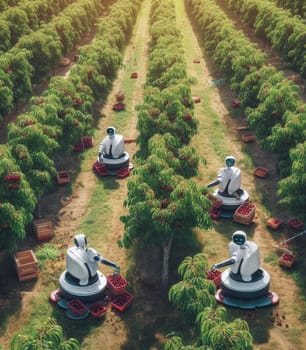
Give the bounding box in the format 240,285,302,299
107,274,127,295
56,171,70,185
288,218,304,230
92,161,109,176
208,194,223,209
82,136,94,148
111,292,133,312
89,302,107,318
112,102,125,111
206,269,222,287
67,299,88,315
73,142,84,152
279,252,295,268
208,208,221,220
130,72,138,79
116,167,130,179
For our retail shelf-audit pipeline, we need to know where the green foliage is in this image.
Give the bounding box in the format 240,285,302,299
0,144,36,251
169,254,216,324
0,67,14,118
224,0,306,76
18,29,62,83
10,317,80,350
246,77,299,141
166,253,253,349
0,19,11,52
3,7,31,47
35,243,60,268
277,142,306,220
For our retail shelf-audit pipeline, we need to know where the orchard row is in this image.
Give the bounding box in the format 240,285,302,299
0,0,104,119
222,0,306,78
0,0,76,52
121,1,253,349
186,0,306,220
0,0,142,251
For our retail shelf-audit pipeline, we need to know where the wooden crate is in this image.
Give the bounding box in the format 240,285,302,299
233,202,256,225
56,171,70,185
33,219,53,242
254,167,269,178
14,250,38,281
267,217,283,230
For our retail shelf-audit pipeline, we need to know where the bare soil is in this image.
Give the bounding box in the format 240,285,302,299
1,1,306,350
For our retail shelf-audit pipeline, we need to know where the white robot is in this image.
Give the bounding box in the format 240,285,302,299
97,126,130,171
59,234,119,301
213,231,278,308
212,231,260,282
207,156,248,211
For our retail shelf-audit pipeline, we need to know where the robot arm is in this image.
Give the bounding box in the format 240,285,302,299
100,257,120,274
88,249,120,274
86,248,120,273
212,256,237,269
207,179,220,188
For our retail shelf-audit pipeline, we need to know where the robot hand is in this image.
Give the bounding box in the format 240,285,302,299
98,152,102,163
113,266,120,275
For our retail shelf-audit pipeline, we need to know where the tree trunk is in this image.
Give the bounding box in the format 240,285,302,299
161,237,173,290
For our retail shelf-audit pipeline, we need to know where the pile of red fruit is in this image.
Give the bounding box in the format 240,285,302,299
280,253,295,262
236,202,255,216
67,299,87,315
107,274,127,295
279,252,295,268
111,292,134,312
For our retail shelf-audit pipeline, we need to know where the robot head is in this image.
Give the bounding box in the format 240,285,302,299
225,156,236,168
106,126,116,138
74,234,87,249
232,231,247,246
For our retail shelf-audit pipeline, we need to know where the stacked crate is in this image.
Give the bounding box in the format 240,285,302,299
14,250,38,281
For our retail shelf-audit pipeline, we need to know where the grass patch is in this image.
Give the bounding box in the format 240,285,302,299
35,243,60,268
263,251,278,265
